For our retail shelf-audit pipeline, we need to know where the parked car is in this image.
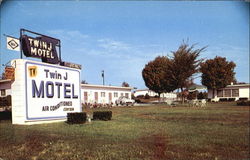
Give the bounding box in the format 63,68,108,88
115,96,135,106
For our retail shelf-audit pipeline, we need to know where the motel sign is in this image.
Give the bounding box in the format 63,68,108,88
10,29,81,125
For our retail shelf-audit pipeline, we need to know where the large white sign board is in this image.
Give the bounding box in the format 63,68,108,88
11,59,81,125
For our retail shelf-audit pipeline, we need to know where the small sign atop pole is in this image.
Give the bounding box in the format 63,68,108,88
6,36,20,51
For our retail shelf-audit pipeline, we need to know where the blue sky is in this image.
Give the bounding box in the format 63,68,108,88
0,1,249,89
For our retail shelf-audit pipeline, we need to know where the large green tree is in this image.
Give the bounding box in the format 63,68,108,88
142,42,205,102
142,56,175,96
200,56,236,98
171,43,206,103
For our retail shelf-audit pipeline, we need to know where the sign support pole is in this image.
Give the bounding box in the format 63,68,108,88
102,70,105,85
20,29,23,59
59,42,61,63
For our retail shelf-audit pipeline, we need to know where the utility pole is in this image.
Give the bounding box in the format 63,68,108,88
102,70,105,85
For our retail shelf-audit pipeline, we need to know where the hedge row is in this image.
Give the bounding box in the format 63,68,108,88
67,112,87,124
219,98,236,102
237,100,250,106
67,111,112,124
93,111,112,121
0,95,11,106
0,111,12,120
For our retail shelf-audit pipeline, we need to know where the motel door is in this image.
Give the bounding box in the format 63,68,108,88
94,92,98,103
109,93,112,103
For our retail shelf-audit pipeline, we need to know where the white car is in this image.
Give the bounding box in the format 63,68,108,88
115,96,135,106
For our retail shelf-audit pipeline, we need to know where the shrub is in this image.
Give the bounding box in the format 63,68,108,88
187,92,197,100
219,98,236,102
93,111,112,121
67,112,87,124
135,98,142,103
219,98,228,102
137,95,144,98
0,95,11,106
145,93,150,99
131,94,135,99
239,98,248,101
0,111,12,120
197,92,207,100
237,100,250,106
228,98,236,101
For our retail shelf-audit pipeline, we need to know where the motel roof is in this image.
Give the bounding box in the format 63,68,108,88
134,89,177,94
0,79,12,83
134,89,151,92
225,83,250,88
81,84,133,90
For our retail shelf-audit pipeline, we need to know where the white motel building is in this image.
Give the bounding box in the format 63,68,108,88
0,79,133,106
81,84,133,105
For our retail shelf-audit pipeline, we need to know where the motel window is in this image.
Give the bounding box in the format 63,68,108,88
217,90,223,97
1,89,6,96
114,92,118,97
94,92,98,102
101,92,105,97
232,89,239,97
84,92,88,102
125,93,129,98
224,89,231,97
121,93,124,97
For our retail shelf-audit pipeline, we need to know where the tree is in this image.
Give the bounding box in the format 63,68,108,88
122,81,130,87
197,92,207,100
200,56,236,98
171,43,206,103
142,42,206,102
142,56,175,96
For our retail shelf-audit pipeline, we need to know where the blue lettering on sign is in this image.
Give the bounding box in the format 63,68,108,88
32,80,44,98
32,80,78,99
72,84,78,98
46,81,54,98
64,83,71,98
55,82,62,98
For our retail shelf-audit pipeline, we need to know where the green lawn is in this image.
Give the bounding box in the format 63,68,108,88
0,103,249,160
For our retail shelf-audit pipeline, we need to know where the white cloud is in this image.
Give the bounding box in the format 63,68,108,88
201,44,249,83
44,29,175,88
98,38,130,51
67,30,89,39
47,29,89,43
203,44,249,61
47,29,162,61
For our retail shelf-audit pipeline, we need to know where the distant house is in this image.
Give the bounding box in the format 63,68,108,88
134,89,177,99
0,79,12,97
81,84,133,105
208,83,250,102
